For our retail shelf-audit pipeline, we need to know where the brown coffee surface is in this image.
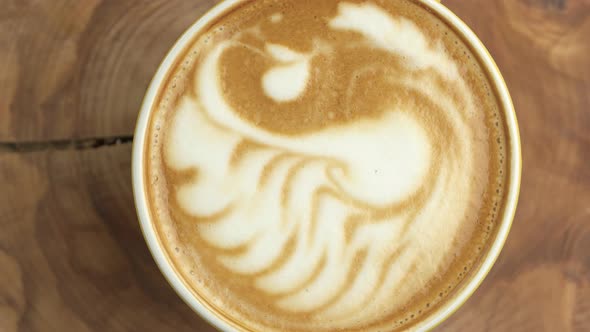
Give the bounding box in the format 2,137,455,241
144,0,510,331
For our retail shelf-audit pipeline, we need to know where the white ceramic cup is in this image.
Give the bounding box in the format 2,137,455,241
132,0,522,330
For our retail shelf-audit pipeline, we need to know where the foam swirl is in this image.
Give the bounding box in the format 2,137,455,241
157,1,496,330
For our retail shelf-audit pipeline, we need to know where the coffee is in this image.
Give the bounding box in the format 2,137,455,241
144,0,509,330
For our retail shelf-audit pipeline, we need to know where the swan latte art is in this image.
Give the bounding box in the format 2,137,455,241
144,0,510,330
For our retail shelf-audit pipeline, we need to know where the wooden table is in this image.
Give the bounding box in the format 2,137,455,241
1,1,588,331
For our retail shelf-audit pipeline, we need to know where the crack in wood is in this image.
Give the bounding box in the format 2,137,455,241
541,0,567,10
0,136,134,154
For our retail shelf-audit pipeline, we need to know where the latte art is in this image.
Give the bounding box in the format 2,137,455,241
146,0,509,331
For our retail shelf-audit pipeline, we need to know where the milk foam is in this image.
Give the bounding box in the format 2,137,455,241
148,0,506,331
172,0,468,322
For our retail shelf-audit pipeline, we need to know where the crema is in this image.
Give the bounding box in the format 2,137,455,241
144,0,510,331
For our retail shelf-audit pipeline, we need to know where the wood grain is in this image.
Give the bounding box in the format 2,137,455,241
0,0,215,141
0,146,216,332
0,0,589,331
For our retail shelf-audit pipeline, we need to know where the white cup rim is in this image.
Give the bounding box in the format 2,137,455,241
132,0,522,331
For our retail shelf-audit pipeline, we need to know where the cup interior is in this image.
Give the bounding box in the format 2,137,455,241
132,1,522,331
